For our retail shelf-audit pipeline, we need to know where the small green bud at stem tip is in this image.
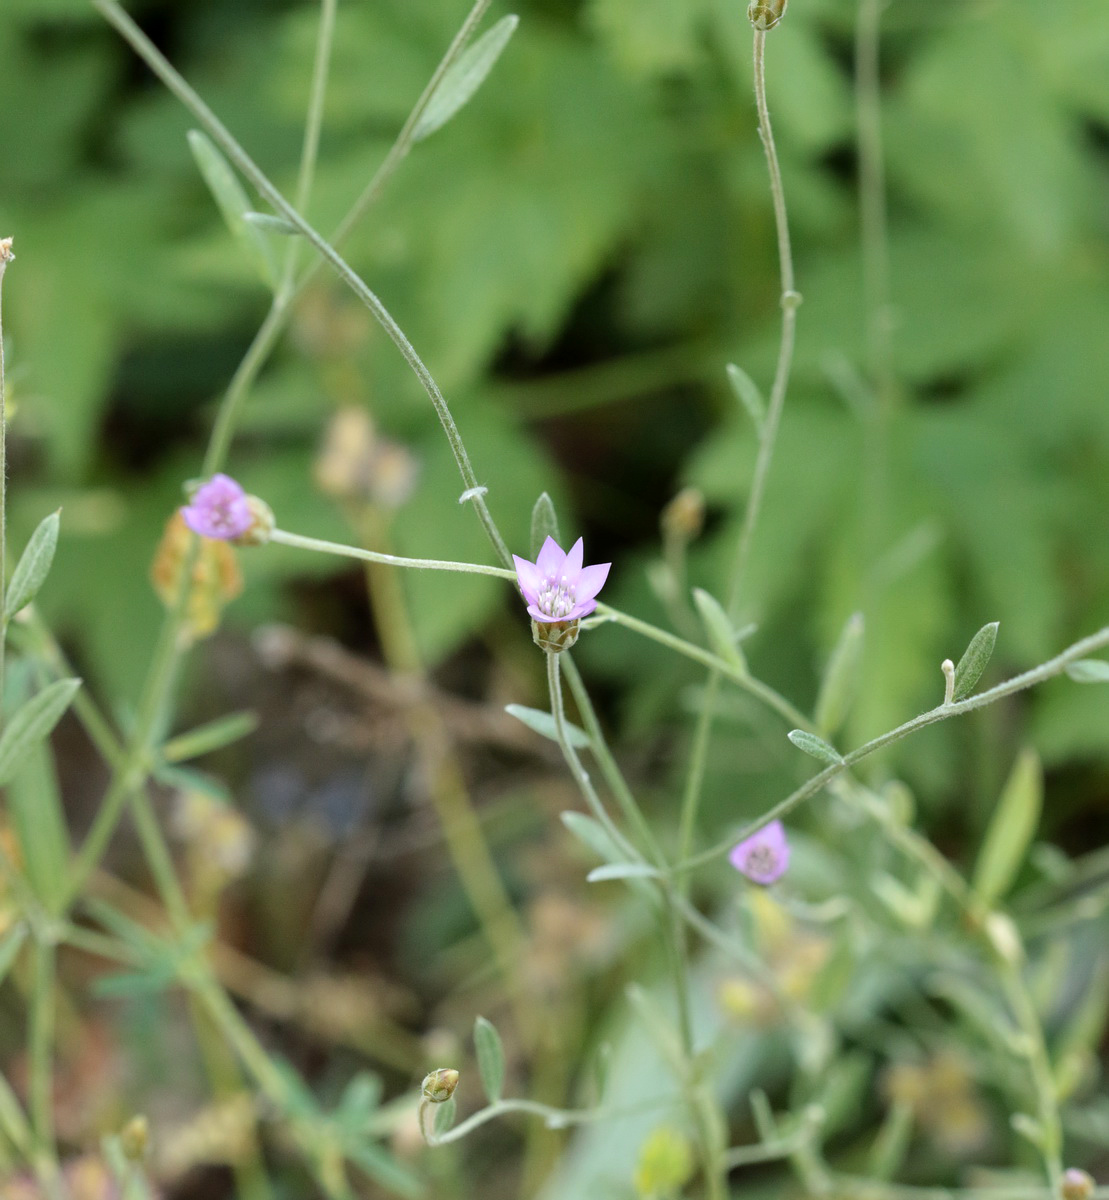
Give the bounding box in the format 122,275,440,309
422,1068,460,1103
748,0,788,30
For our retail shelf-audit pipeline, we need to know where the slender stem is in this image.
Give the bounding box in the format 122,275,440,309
546,650,639,863
29,940,58,1184
726,28,799,619
675,672,722,890
560,654,665,865
91,0,511,569
0,239,13,716
855,0,895,406
595,602,812,729
680,623,1109,872
270,527,514,579
422,1093,676,1146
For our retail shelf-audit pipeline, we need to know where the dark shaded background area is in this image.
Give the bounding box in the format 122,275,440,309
1,0,1109,1195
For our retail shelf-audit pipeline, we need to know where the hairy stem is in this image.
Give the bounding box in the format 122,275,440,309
681,623,1109,872
726,28,799,619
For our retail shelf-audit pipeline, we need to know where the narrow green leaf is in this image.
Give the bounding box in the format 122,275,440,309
560,811,624,865
726,363,765,434
814,612,864,738
692,588,747,673
187,130,279,288
413,15,520,141
972,748,1042,908
586,862,660,883
0,677,81,785
7,737,72,913
474,1016,506,1103
787,729,844,766
244,211,300,236
529,491,561,558
0,924,28,987
505,703,589,748
952,621,999,701
162,711,259,763
5,510,60,619
1065,659,1109,683
1010,1113,1043,1149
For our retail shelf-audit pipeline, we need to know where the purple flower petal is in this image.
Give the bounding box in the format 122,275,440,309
513,555,543,606
536,536,565,579
563,537,584,578
574,562,611,604
181,473,252,540
729,819,790,885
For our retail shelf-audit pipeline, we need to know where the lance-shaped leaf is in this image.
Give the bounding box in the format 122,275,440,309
5,510,60,620
413,16,520,141
505,703,589,748
692,588,747,673
586,862,661,883
1065,659,1109,683
0,677,81,785
952,621,999,701
814,612,864,738
973,748,1042,908
560,811,624,865
787,729,844,766
726,363,765,435
530,491,561,558
187,130,279,288
6,736,71,913
474,1016,506,1102
162,711,259,763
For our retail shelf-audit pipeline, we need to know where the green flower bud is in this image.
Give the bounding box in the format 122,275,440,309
748,0,788,30
233,495,275,546
531,617,580,653
422,1068,460,1103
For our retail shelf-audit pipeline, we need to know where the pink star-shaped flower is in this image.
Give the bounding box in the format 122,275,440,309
729,820,790,885
513,536,611,624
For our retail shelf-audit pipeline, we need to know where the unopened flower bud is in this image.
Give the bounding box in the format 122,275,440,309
531,617,580,653
0,237,14,270
748,0,788,30
422,1068,459,1103
120,1114,150,1161
661,487,705,543
233,495,275,546
1061,1168,1095,1200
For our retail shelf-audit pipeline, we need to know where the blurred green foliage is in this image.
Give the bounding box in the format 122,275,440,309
1,0,1107,824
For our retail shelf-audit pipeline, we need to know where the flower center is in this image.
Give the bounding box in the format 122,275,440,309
744,845,778,876
537,574,578,619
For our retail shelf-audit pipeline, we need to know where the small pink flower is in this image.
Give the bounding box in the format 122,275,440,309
513,536,611,623
181,474,253,541
730,820,790,885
